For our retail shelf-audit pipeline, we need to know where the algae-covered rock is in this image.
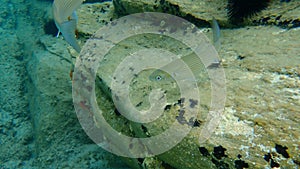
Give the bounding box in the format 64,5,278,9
113,0,300,28
77,2,117,35
0,32,33,168
90,26,300,169
25,35,130,169
113,0,227,27
251,0,300,28
74,2,300,169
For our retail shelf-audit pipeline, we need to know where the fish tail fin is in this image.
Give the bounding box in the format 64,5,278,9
211,17,221,51
60,19,81,52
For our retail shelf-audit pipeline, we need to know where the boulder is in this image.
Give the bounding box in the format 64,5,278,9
74,1,300,168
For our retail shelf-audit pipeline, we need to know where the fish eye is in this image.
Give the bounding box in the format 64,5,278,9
155,75,162,81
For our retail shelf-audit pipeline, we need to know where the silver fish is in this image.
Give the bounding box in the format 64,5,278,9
149,18,221,82
148,52,205,83
52,0,85,52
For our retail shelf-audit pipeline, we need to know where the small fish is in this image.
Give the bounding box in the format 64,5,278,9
149,18,221,82
148,53,203,83
149,70,173,82
52,0,85,52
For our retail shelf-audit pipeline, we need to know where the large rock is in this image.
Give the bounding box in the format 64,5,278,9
113,0,227,27
0,32,34,168
75,5,300,169
0,0,130,168
25,35,130,168
113,0,300,28
77,2,117,35
16,1,297,169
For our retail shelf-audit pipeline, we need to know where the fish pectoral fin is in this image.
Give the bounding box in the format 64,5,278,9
56,30,61,37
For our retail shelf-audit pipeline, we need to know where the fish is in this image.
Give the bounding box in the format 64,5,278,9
52,0,85,52
148,53,205,83
149,18,221,83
